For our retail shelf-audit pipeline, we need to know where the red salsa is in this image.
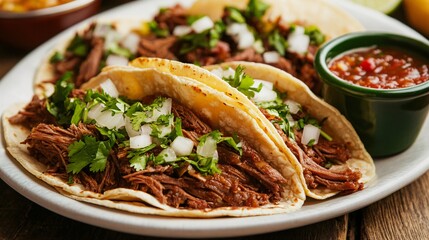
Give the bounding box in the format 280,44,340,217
328,46,429,89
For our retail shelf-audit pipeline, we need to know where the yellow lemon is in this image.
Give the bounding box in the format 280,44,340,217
404,0,429,37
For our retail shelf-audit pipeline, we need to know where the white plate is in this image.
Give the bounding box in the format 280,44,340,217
0,0,428,238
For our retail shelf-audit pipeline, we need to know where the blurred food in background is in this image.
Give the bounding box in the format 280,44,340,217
0,0,74,12
0,0,101,50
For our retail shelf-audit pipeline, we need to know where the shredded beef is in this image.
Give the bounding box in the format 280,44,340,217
75,37,104,87
153,4,188,32
23,123,98,169
14,98,289,209
8,96,56,129
139,36,178,60
260,108,363,194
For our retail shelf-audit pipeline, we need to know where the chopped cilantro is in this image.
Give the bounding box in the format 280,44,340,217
67,34,88,57
46,72,76,125
307,139,316,147
305,25,325,46
226,7,246,23
148,21,170,37
244,0,269,20
186,154,221,175
128,144,157,171
268,30,288,55
187,15,203,25
178,21,225,54
49,51,64,63
67,135,111,174
107,43,134,59
222,65,262,98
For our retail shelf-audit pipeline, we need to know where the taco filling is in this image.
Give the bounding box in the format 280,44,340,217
45,0,325,93
210,66,363,194
9,73,291,209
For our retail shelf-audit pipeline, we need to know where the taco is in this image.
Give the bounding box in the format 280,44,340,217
3,64,305,217
130,57,375,199
35,0,363,97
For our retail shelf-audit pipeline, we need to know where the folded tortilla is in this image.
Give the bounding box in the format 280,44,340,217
130,58,375,199
3,63,305,217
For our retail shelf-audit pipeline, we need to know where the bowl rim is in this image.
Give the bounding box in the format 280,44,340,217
315,31,429,99
0,0,98,18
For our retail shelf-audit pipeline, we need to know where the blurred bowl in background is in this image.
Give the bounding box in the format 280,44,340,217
0,0,101,50
315,32,429,157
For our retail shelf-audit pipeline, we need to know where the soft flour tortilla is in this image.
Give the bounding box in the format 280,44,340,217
130,58,375,199
3,65,305,217
187,0,364,41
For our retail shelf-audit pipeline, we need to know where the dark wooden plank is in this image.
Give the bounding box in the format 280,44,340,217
360,171,429,239
0,179,349,240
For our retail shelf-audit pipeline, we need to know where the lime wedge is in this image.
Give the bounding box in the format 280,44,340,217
351,0,402,14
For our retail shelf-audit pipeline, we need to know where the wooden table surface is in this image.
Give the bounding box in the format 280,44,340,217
1,1,428,239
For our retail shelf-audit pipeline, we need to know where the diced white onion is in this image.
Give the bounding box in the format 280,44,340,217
130,134,152,149
210,67,224,78
197,136,217,158
171,136,194,156
173,25,193,36
87,103,104,120
252,87,277,103
288,28,310,54
212,150,219,160
88,103,125,129
104,29,121,51
191,16,214,33
226,23,247,36
253,39,265,53
286,114,295,127
100,78,119,98
263,51,281,63
97,111,125,129
293,26,306,35
301,124,320,146
125,117,141,137
145,98,173,123
226,23,255,50
158,147,177,162
93,23,112,38
159,125,172,138
106,54,129,67
284,99,301,114
252,79,274,90
222,67,236,78
140,124,152,135
120,32,140,54
238,31,255,49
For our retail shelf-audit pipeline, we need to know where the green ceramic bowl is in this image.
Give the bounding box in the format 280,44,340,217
315,32,429,157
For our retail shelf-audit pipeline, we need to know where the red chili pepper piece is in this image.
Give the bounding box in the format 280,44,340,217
360,58,376,72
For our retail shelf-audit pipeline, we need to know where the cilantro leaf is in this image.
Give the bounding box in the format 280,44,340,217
127,144,157,171
222,66,262,98
148,21,169,37
67,34,88,57
178,21,225,55
226,7,246,23
245,0,269,20
268,30,288,55
305,25,325,46
49,51,64,64
67,135,111,174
